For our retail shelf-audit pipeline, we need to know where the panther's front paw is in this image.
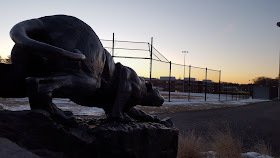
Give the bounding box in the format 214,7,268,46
106,113,133,123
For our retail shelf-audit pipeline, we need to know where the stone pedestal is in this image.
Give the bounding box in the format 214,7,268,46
0,110,178,158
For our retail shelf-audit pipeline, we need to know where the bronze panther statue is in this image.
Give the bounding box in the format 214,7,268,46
0,15,165,125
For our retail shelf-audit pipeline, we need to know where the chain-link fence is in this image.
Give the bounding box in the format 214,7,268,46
101,34,250,102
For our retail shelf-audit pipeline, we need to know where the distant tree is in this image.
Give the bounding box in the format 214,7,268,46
0,55,11,64
253,76,278,86
0,56,5,63
5,55,11,64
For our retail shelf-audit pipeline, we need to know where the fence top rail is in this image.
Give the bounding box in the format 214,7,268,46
190,65,206,70
207,68,221,72
113,56,150,60
104,47,149,52
100,39,149,44
172,63,185,66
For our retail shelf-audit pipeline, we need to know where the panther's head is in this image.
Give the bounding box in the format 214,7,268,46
140,82,164,107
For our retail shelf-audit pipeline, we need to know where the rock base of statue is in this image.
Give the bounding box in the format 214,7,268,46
0,110,178,158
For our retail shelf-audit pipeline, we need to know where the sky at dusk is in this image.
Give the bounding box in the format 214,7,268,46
0,0,279,84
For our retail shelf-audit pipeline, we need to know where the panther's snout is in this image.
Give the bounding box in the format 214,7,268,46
154,96,164,107
160,96,164,105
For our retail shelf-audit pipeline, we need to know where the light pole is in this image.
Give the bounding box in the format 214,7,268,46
182,51,188,92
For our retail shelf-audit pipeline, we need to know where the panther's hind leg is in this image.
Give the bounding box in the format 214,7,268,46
25,75,77,126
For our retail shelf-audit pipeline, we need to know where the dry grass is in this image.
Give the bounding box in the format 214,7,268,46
177,125,277,158
177,131,206,158
177,126,243,158
252,140,274,157
210,126,243,158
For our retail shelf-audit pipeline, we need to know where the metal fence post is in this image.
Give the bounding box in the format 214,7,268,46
169,61,171,102
149,37,153,81
226,82,228,101
188,65,191,101
205,67,207,101
219,70,221,101
279,50,280,99
112,33,115,57
232,83,234,100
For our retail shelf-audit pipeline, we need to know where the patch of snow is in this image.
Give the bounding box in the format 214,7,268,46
160,91,268,102
161,91,269,107
0,98,105,116
13,98,29,102
58,105,105,116
202,151,274,158
53,98,73,104
1,104,30,111
242,152,274,158
0,103,4,109
163,99,267,106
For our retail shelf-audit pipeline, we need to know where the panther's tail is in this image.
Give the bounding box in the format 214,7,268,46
10,18,86,60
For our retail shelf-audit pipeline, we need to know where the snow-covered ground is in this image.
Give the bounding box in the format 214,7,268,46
138,91,269,114
161,91,265,103
203,151,274,158
0,92,269,116
0,98,105,116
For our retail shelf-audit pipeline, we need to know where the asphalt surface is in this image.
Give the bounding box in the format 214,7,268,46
158,100,280,154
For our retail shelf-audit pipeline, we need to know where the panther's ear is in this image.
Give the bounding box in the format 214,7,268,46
145,81,153,91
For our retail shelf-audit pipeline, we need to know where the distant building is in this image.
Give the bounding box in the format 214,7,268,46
202,80,212,83
184,77,196,81
140,77,158,81
253,86,278,100
160,77,176,81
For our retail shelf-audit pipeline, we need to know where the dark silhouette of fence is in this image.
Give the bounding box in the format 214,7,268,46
101,34,249,102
